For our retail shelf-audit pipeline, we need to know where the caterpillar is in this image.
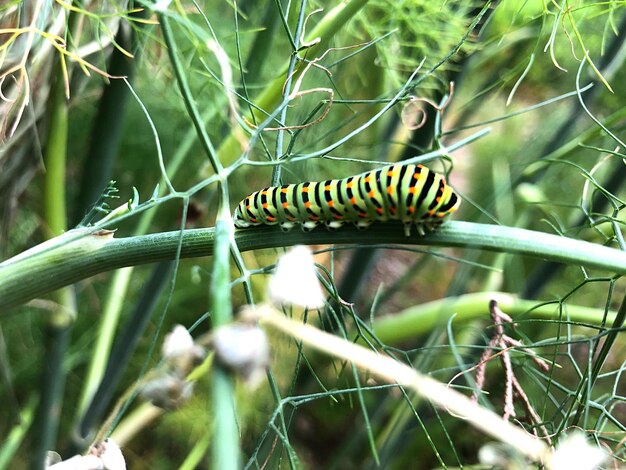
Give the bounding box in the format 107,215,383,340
233,163,461,236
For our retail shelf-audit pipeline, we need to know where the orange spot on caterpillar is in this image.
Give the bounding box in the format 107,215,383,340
376,208,384,215
308,215,319,221
305,201,312,208
267,216,276,222
346,181,354,188
333,215,343,220
408,207,415,213
350,197,357,204
281,188,288,193
387,170,395,177
408,187,417,194
389,207,397,214
436,197,441,202
325,184,332,190
387,187,394,195
413,173,421,180
282,202,289,208
328,200,335,207
262,203,269,209
302,187,309,192
368,190,375,198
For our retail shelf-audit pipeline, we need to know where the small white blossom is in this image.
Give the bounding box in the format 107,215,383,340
138,325,204,409
47,439,125,469
152,0,172,12
91,440,125,470
268,245,325,309
548,432,606,470
140,375,194,410
47,455,103,469
478,443,526,469
213,323,270,386
162,324,205,375
46,452,62,467
162,325,194,359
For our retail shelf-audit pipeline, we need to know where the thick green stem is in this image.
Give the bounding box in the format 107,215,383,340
372,291,617,344
210,210,239,468
211,367,239,469
34,60,74,469
43,84,68,241
3,222,626,313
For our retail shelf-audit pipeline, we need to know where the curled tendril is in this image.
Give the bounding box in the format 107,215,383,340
401,82,455,131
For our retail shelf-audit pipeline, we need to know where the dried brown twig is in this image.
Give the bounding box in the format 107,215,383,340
472,300,553,444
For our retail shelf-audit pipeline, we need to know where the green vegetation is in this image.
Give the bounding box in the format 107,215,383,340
1,0,626,468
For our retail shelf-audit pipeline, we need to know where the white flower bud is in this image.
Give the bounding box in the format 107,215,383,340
162,325,194,359
213,323,270,387
46,439,125,469
47,455,103,469
162,324,205,375
140,375,195,410
268,245,325,309
91,439,126,470
548,432,605,470
478,443,525,468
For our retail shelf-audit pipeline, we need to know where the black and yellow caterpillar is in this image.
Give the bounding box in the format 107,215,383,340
233,163,461,236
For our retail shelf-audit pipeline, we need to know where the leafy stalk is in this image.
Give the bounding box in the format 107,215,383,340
372,291,618,344
34,58,74,469
210,203,238,468
214,0,370,166
3,222,626,312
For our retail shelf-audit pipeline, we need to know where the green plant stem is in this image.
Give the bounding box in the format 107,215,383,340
241,1,281,84
34,59,74,469
271,0,308,187
74,14,144,224
210,209,238,468
253,308,550,464
371,291,617,345
180,428,212,470
33,324,71,469
159,12,221,173
43,78,68,241
4,221,626,312
0,397,36,469
214,0,370,167
211,367,239,469
570,290,626,428
210,219,233,327
156,26,243,463
76,106,217,421
77,261,174,440
77,267,133,416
